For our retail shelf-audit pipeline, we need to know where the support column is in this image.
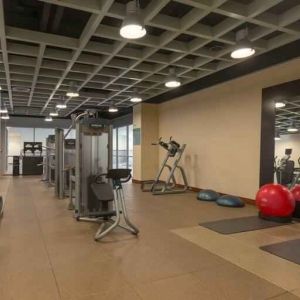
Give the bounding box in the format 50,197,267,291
133,103,159,181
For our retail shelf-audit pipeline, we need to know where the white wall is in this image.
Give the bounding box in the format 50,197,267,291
275,134,300,167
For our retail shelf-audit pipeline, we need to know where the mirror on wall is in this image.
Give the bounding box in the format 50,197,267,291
260,79,300,187
274,95,300,186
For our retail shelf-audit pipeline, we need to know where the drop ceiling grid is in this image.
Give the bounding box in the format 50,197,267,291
276,97,300,134
0,0,299,116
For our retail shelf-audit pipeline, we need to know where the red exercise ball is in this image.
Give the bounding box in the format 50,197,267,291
291,185,300,202
256,184,295,217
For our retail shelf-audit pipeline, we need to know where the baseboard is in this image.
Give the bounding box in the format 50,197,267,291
132,179,255,205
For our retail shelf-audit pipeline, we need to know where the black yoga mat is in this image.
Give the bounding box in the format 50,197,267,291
260,239,300,265
199,216,288,234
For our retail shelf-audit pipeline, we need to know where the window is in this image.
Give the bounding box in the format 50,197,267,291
113,128,117,168
112,125,133,169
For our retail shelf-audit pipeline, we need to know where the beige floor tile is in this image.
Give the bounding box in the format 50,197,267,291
268,292,300,299
0,265,60,300
3,176,300,300
173,226,300,291
191,262,285,300
53,259,137,299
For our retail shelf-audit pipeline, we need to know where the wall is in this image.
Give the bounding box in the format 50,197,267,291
275,134,300,167
158,58,300,199
133,103,159,181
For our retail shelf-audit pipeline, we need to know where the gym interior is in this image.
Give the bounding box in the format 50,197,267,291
1,0,300,299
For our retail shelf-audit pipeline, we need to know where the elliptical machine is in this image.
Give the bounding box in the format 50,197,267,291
142,137,189,195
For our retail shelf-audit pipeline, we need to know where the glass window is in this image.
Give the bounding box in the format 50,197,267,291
128,125,133,169
112,125,133,170
64,128,76,139
35,128,55,148
118,126,128,168
7,127,34,156
113,128,117,168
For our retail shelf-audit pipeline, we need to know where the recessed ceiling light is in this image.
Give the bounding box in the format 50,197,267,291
120,1,146,40
275,102,286,108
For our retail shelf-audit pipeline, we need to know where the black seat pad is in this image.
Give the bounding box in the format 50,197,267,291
91,182,114,202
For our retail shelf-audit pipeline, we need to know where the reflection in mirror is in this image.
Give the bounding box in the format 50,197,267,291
274,94,300,187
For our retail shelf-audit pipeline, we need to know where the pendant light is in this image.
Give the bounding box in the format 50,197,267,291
120,1,146,39
130,90,142,103
231,28,255,59
0,91,7,113
287,121,298,132
108,103,118,113
274,129,281,141
45,115,53,122
66,81,79,97
56,96,67,109
165,68,181,88
0,106,8,113
275,101,286,108
49,110,59,117
1,114,9,120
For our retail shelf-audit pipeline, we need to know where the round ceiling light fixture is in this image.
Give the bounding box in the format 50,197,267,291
120,1,146,39
56,96,67,109
49,110,59,117
231,28,255,59
1,114,9,120
275,101,286,108
287,121,298,133
165,68,181,88
274,129,281,141
66,81,79,97
130,90,142,103
108,104,118,113
45,115,53,122
0,106,8,114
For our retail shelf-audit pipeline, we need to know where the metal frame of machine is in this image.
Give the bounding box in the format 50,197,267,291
142,137,189,195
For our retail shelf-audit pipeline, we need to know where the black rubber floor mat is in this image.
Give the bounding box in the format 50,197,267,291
260,239,300,265
199,216,289,234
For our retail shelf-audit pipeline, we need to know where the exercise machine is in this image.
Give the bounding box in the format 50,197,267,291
275,149,294,186
71,116,138,240
142,137,189,195
87,169,139,241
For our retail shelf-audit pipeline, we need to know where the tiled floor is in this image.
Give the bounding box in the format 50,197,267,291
0,176,299,299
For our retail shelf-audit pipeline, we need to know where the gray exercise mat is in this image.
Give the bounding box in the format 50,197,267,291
199,216,288,234
260,239,300,265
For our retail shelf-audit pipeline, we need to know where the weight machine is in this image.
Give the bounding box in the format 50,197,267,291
70,116,138,241
142,137,189,195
